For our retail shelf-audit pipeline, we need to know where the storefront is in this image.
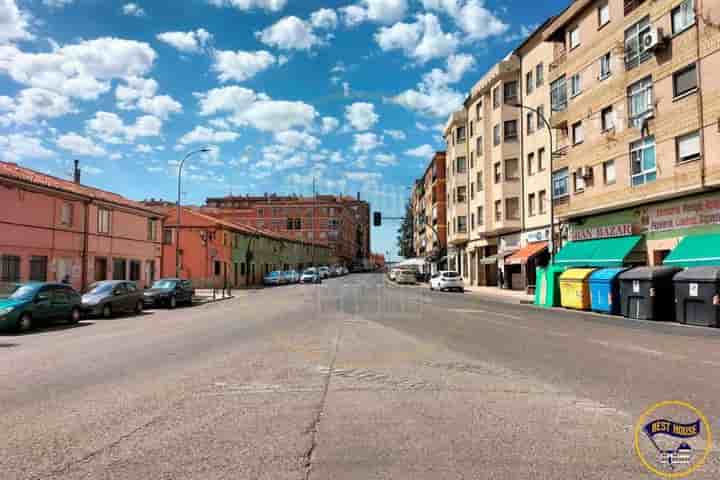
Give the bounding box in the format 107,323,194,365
497,233,521,289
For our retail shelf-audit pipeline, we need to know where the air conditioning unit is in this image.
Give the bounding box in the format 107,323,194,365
643,28,666,51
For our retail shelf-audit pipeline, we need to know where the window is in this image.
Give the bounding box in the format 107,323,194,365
163,228,173,245
598,2,610,27
257,208,264,217
672,0,695,35
1,255,20,282
456,125,467,143
493,124,501,145
470,151,474,169
457,186,467,203
526,112,534,134
295,218,302,229
527,152,535,176
528,193,536,217
457,216,467,233
625,16,652,69
476,136,483,155
569,25,580,49
538,148,545,171
601,106,615,131
504,81,518,104
526,71,534,94
477,206,484,226
628,76,654,128
469,121,474,138
476,100,482,119
536,63,544,87
477,171,483,190
676,131,701,163
214,261,222,276
112,258,126,280
61,202,73,225
673,64,697,98
552,168,569,198
493,86,500,109
494,162,502,183
574,171,586,192
538,190,547,214
630,136,657,186
29,256,48,281
470,182,475,200
551,76,567,112
570,73,582,97
506,198,520,220
505,158,520,180
456,156,467,173
494,200,502,221
98,208,111,234
147,218,158,241
504,120,518,141
470,213,475,230
129,260,141,281
600,52,611,80
603,160,616,184
572,121,584,145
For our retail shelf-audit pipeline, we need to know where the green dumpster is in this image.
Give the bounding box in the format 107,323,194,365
534,264,567,307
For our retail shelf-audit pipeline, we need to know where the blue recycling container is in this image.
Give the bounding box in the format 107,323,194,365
589,267,630,314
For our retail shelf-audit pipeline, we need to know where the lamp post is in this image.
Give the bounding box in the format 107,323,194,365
511,103,555,264
176,147,212,277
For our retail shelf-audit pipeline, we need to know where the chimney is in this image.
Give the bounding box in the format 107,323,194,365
73,159,81,184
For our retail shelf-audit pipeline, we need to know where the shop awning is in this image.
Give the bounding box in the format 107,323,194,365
505,242,548,265
478,255,499,265
554,236,642,268
664,233,720,267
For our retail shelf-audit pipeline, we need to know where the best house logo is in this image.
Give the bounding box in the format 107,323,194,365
634,401,712,478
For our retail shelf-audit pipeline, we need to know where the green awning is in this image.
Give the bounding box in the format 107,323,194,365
664,234,720,267
554,236,642,268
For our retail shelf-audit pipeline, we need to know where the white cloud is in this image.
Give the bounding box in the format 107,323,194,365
137,94,182,119
0,0,33,44
415,121,430,131
156,29,212,53
274,130,320,150
421,53,475,89
342,82,351,97
208,117,230,129
213,49,277,82
375,152,398,166
345,102,379,131
405,144,435,157
320,116,339,134
376,13,458,63
256,16,321,51
352,132,382,153
206,0,286,12
86,111,162,143
122,3,146,17
115,77,181,119
0,38,156,101
179,126,239,145
110,152,123,160
1,88,74,124
384,129,406,140
257,144,308,171
310,8,338,29
455,0,508,41
344,171,381,183
43,0,74,8
56,132,107,156
341,0,407,26
0,133,54,162
195,85,318,132
135,144,153,153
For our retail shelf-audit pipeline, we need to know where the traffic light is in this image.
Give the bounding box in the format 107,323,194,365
373,212,382,227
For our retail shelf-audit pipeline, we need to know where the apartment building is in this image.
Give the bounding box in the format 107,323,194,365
412,151,447,270
443,109,469,275
544,0,720,265
203,194,370,267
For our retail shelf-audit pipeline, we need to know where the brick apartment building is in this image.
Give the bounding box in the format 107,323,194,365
411,151,448,271
202,194,371,266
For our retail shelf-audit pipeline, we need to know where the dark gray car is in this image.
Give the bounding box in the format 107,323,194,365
81,280,144,318
143,279,194,309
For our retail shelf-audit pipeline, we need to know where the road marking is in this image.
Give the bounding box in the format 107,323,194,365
449,308,523,320
587,339,687,361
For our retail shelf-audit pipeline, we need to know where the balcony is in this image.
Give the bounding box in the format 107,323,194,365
449,232,468,246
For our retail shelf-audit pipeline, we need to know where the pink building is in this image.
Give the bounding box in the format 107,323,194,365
0,161,163,291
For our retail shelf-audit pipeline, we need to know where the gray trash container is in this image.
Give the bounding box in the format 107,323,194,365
618,267,682,321
674,267,720,327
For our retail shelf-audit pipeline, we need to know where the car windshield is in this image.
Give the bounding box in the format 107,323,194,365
7,284,41,300
443,272,460,278
152,280,177,289
85,282,114,295
303,269,316,275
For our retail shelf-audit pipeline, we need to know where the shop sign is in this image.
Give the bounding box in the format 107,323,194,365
571,223,634,241
641,196,720,232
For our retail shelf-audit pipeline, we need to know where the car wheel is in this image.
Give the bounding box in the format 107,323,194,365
169,296,177,309
16,313,33,333
68,307,81,325
102,304,112,319
134,300,143,315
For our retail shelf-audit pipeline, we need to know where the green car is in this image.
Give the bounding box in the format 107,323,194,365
0,282,83,333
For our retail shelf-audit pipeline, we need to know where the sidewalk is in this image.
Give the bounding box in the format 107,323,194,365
463,285,534,304
193,288,240,304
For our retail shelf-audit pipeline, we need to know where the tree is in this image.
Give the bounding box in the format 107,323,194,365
397,200,414,258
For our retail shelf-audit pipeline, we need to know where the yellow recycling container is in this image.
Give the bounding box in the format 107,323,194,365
559,268,597,310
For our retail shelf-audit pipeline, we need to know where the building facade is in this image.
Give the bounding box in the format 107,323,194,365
0,161,163,292
443,109,469,276
203,194,370,267
545,0,720,265
412,151,447,271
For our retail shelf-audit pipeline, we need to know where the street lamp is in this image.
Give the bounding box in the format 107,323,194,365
176,147,213,277
510,103,555,264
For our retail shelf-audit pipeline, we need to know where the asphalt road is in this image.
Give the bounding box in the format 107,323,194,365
1,273,719,479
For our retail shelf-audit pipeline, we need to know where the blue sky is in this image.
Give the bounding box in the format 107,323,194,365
0,0,567,260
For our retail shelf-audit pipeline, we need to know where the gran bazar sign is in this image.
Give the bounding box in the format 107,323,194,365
571,223,634,241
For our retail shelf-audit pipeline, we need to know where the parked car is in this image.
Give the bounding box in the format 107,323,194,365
430,271,464,292
0,282,82,332
264,271,285,286
395,269,417,285
82,280,144,318
284,270,300,284
143,279,194,308
389,268,399,281
318,266,330,279
301,268,322,284
341,266,349,276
